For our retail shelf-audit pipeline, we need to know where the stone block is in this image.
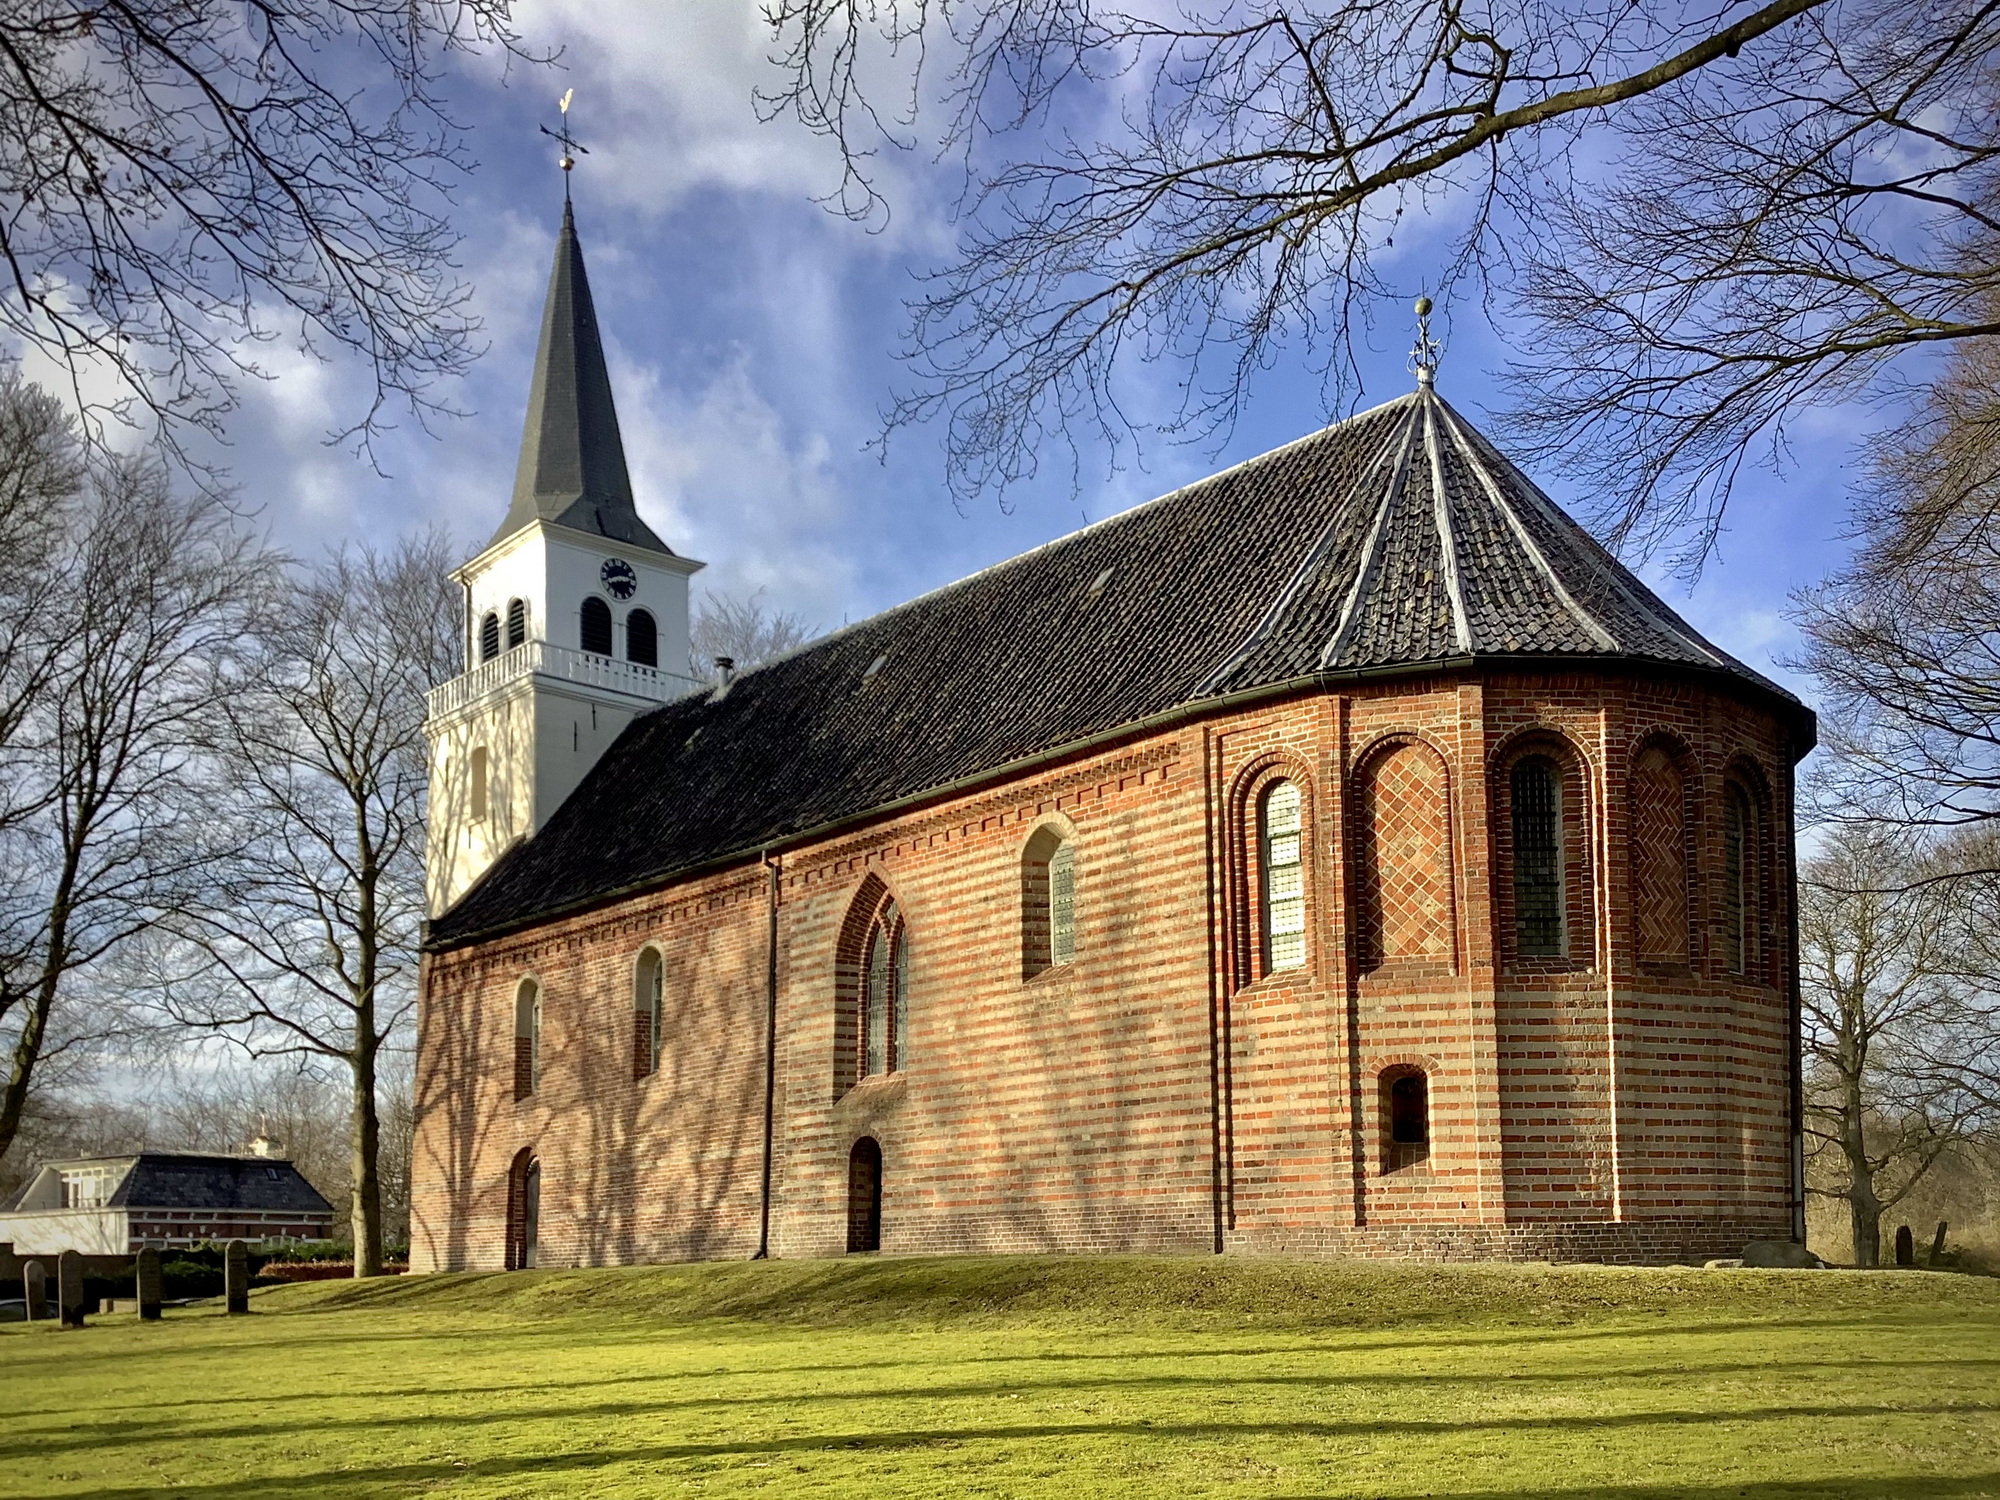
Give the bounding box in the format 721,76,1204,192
57,1249,86,1327
224,1239,250,1315
136,1247,162,1321
22,1259,47,1320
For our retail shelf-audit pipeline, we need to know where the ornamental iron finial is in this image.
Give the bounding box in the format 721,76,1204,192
539,89,589,201
1409,294,1443,387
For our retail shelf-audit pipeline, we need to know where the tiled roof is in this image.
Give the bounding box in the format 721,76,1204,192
112,1155,334,1215
431,388,1811,948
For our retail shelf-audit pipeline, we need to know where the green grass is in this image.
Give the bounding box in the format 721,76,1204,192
3,1256,1997,1500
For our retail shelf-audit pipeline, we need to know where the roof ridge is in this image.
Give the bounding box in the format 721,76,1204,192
1321,401,1424,667
711,392,1427,694
1422,392,1475,653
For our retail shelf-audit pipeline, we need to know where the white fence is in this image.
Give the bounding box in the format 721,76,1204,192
426,640,703,719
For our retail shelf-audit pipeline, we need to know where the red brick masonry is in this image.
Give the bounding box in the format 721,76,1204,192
412,665,1803,1271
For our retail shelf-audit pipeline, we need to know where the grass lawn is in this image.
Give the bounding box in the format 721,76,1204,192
2,1256,1996,1500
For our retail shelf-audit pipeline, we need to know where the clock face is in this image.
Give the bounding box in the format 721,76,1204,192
600,558,638,601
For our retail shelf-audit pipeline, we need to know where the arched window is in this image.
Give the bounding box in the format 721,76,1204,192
506,1147,540,1269
847,1137,882,1253
1020,827,1078,977
1511,756,1564,957
626,608,658,667
580,597,613,656
469,746,489,821
1260,781,1306,971
513,980,541,1100
479,611,501,662
506,598,528,650
1383,1070,1430,1172
862,901,909,1077
1723,784,1752,975
633,948,663,1080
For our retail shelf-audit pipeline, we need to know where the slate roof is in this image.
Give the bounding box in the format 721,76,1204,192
4,1154,335,1215
490,202,673,557
432,385,1812,949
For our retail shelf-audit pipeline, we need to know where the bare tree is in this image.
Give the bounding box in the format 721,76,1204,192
1792,323,2000,840
0,0,534,459
1800,827,1997,1265
690,589,815,677
765,0,1998,554
0,408,273,1166
151,536,456,1274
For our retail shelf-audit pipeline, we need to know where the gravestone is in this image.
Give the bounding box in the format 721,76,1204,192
224,1239,249,1315
22,1260,47,1321
57,1249,86,1327
1895,1224,1915,1266
1931,1221,1950,1265
135,1247,162,1321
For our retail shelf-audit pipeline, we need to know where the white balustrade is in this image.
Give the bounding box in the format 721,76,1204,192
426,640,703,720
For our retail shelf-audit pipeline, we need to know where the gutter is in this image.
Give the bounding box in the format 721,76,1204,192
427,652,1817,954
755,849,780,1259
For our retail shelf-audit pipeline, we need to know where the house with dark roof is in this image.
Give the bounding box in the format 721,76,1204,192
0,1150,335,1253
411,202,1813,1274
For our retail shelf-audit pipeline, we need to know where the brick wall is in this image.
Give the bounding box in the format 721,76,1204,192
411,664,1803,1272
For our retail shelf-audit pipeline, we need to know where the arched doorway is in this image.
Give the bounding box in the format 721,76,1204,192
506,1148,541,1269
847,1137,882,1253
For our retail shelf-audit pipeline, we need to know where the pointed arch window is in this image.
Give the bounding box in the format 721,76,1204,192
479,611,501,662
634,948,664,1079
580,597,613,656
506,598,528,650
862,900,908,1077
1511,756,1563,957
513,979,542,1100
627,608,658,668
1260,781,1306,971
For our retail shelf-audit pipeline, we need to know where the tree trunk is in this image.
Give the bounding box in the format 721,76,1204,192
1842,1064,1881,1267
351,1016,383,1276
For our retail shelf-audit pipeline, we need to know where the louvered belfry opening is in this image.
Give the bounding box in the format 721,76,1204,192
847,1136,882,1253
580,597,613,656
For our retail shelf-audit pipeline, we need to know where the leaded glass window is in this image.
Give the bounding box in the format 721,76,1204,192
1512,757,1563,956
1261,781,1306,971
863,900,908,1076
1050,842,1076,966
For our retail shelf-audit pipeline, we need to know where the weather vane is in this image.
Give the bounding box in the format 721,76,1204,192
540,89,589,201
1409,294,1443,387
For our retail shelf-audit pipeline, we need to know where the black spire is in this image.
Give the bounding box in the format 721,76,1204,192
493,202,672,554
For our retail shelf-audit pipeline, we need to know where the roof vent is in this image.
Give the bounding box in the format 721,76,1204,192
862,654,888,683
1086,567,1114,602
713,655,736,686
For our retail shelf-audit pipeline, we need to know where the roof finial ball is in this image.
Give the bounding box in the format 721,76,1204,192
1409,294,1443,388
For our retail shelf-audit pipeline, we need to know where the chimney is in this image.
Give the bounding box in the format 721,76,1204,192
713,656,736,686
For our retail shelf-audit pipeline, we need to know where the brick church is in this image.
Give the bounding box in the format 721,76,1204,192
410,202,1814,1272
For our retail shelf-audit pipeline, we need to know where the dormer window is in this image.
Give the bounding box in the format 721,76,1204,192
580,597,613,656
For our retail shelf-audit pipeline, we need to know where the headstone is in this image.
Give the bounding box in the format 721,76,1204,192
22,1260,47,1320
1894,1224,1915,1266
1741,1239,1820,1269
1931,1221,1950,1265
135,1247,162,1321
224,1239,250,1315
57,1249,86,1327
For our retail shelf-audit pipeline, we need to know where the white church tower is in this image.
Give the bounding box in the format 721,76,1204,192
425,200,703,915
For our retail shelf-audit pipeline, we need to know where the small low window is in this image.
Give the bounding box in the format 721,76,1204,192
506,598,528,650
1384,1070,1430,1172
479,612,501,662
627,608,658,668
580,597,613,657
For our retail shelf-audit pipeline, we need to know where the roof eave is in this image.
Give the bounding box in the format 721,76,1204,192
427,650,1814,954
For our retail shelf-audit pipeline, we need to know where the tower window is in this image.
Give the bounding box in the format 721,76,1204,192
627,608,658,668
580,597,613,656
1511,756,1563,956
1260,780,1306,971
479,612,500,662
506,598,527,650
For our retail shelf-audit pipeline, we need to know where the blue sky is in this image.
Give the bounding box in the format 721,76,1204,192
78,1,1880,703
